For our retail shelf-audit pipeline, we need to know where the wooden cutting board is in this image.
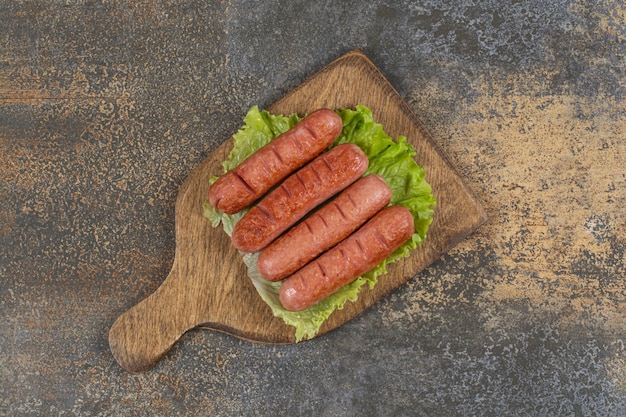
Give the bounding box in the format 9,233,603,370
108,49,487,373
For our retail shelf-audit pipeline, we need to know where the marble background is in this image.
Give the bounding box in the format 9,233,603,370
1,1,625,415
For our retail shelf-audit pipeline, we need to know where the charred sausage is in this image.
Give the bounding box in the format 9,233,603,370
279,205,415,312
257,174,392,281
231,143,369,253
208,109,343,214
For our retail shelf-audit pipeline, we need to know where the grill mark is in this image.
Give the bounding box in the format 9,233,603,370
317,262,329,281
373,229,390,249
339,248,349,263
346,191,358,209
304,219,315,235
321,155,334,173
255,204,276,222
291,135,304,152
355,238,368,259
270,144,285,164
260,158,271,175
297,274,308,290
295,171,307,190
310,164,323,182
232,171,256,195
334,201,348,221
281,183,293,199
317,213,328,228
302,123,318,141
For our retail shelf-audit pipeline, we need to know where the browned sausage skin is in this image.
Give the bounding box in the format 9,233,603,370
257,174,392,281
231,143,369,253
279,205,415,312
208,109,343,214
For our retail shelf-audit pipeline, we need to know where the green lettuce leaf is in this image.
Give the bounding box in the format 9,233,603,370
204,105,436,341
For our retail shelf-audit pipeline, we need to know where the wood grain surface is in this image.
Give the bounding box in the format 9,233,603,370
108,49,487,373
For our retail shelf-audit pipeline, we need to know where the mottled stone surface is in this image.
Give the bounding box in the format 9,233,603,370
1,1,624,416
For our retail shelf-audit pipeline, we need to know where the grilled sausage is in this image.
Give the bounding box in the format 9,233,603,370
279,205,414,312
231,143,369,253
208,109,343,214
257,174,392,281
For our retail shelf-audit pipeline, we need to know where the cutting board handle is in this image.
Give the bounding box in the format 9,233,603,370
108,264,198,373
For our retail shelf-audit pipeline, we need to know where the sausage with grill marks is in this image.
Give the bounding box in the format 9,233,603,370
208,109,343,214
231,143,369,253
279,205,415,312
257,174,392,281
